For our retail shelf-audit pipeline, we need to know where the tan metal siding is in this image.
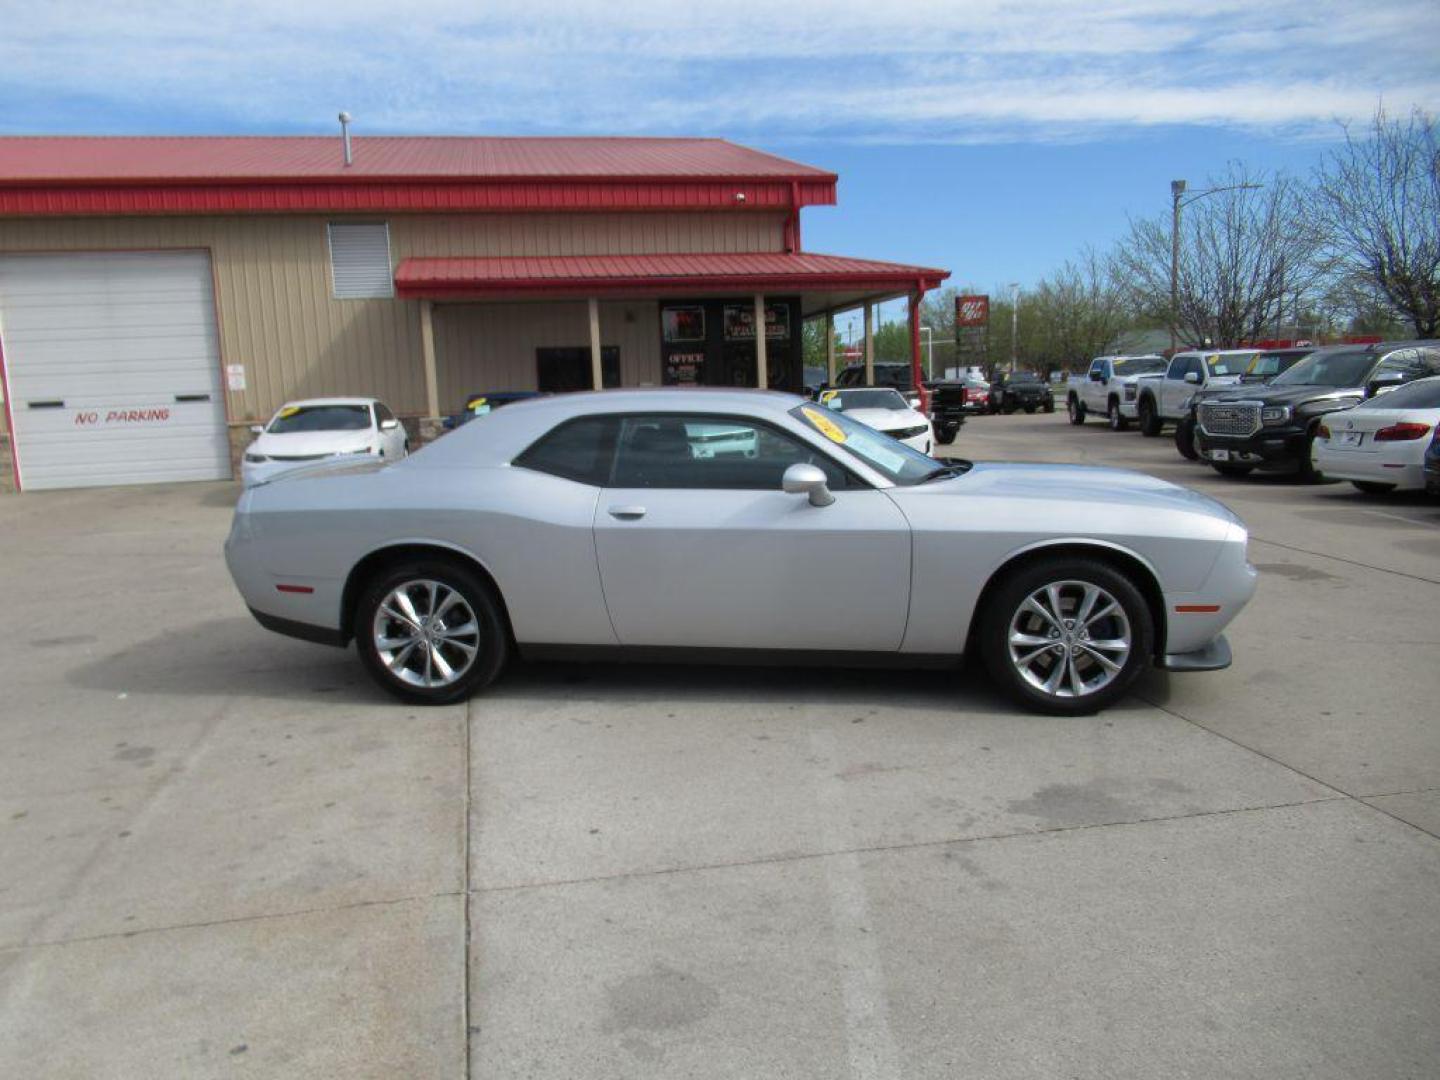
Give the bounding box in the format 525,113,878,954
0,211,781,424
432,300,661,405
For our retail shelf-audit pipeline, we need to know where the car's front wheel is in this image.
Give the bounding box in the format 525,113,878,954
355,559,509,705
1067,396,1086,425
1174,416,1199,460
1108,399,1128,431
979,558,1154,715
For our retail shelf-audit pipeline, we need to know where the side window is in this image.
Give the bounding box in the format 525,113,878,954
1166,356,1188,380
375,402,396,424
611,414,849,491
1089,360,1105,379
1375,349,1424,380
513,416,618,486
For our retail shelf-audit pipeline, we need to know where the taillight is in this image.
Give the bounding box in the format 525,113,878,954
1374,422,1433,442
1316,423,1331,439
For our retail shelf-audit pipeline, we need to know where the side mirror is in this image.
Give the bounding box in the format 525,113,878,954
1183,371,1200,384
250,424,265,435
380,418,400,431
1365,373,1405,398
782,463,835,507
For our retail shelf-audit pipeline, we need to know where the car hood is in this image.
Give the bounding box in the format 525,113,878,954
1198,383,1364,409
251,429,376,457
844,407,928,431
897,462,1242,526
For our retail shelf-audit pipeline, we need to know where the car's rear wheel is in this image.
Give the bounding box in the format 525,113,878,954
980,558,1153,716
1212,464,1252,479
1174,415,1199,460
1107,398,1128,432
1067,396,1086,425
935,423,959,445
356,560,509,705
1042,400,1054,414
1352,480,1396,495
1024,404,1037,414
1138,397,1162,437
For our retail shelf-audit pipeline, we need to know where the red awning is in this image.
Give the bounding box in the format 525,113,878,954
394,251,949,300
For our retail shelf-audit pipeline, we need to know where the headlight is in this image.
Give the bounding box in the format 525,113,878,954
244,452,267,464
891,424,929,440
1260,405,1290,425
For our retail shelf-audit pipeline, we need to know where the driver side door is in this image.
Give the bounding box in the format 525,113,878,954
592,412,913,651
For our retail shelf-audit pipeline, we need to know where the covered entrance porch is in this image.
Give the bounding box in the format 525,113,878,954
394,252,950,429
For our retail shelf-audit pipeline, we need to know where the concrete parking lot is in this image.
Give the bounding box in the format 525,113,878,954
2,411,1438,1079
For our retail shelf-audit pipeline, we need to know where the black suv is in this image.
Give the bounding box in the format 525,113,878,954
1193,341,1440,479
987,371,1054,414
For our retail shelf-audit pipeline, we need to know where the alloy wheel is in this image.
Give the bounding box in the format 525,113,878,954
1006,579,1132,699
371,579,482,688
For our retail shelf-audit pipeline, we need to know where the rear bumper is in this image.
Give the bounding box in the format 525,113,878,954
1158,634,1232,672
248,607,347,647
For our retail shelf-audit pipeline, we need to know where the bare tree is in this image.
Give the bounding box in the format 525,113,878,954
1312,106,1440,337
1025,249,1132,372
1115,166,1326,347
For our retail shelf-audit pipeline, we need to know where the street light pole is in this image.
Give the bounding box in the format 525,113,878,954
920,325,934,379
1169,178,1263,355
1008,282,1020,373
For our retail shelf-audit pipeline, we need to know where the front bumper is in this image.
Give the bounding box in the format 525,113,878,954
1196,426,1308,471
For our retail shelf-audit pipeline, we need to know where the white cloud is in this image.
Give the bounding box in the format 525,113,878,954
0,0,1435,140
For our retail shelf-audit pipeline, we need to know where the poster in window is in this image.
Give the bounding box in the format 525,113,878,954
664,351,705,386
662,305,706,343
724,303,790,341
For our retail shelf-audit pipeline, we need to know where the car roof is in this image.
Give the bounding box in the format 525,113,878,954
277,397,378,408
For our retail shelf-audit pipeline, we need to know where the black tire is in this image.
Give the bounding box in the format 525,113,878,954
1024,405,1037,414
1296,427,1323,483
1107,398,1129,432
1174,415,1199,460
355,558,509,705
1352,480,1396,495
1067,395,1086,425
1212,464,1253,479
1138,396,1162,437
979,556,1154,716
1043,400,1055,414
935,424,958,445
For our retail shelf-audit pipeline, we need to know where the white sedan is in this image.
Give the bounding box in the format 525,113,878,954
243,398,408,487
1312,376,1440,493
818,387,935,454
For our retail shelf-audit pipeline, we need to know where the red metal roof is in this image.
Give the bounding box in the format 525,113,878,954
394,252,949,299
0,136,837,217
0,136,835,183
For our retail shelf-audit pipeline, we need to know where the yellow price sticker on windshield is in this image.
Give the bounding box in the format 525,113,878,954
277,406,301,419
819,389,839,404
801,405,847,444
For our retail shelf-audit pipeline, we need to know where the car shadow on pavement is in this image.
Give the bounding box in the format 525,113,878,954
65,616,386,706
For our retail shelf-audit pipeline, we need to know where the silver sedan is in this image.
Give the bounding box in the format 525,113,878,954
225,389,1257,714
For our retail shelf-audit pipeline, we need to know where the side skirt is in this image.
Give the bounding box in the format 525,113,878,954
518,644,963,671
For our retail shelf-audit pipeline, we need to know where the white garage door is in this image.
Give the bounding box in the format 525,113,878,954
0,251,230,491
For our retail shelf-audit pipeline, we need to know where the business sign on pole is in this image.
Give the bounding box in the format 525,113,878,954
955,295,990,328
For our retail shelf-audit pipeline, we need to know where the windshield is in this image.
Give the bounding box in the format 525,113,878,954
1113,357,1166,375
1272,350,1377,388
267,404,371,433
819,388,909,411
791,404,940,485
1205,352,1258,377
1354,375,1440,409
1247,352,1303,377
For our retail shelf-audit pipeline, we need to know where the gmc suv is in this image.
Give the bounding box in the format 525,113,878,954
1193,341,1440,479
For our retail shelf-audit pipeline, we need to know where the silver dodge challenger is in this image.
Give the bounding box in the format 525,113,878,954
225,389,1257,714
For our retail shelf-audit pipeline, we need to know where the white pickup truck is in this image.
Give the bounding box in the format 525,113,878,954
1131,349,1259,437
1066,354,1168,430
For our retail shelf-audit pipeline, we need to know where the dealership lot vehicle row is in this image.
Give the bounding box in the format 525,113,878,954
2,412,1438,1078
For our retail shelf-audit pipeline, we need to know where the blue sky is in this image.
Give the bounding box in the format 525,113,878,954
2,0,1436,321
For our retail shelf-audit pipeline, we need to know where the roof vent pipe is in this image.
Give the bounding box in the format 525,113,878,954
338,111,353,167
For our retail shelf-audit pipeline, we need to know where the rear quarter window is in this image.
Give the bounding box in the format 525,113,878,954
513,416,618,485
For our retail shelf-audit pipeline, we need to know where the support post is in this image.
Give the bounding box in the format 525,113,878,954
863,302,875,385
588,298,603,390
754,294,768,388
419,300,439,420
825,311,836,385
910,289,927,413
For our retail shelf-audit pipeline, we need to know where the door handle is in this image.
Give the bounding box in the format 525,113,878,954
608,506,647,520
